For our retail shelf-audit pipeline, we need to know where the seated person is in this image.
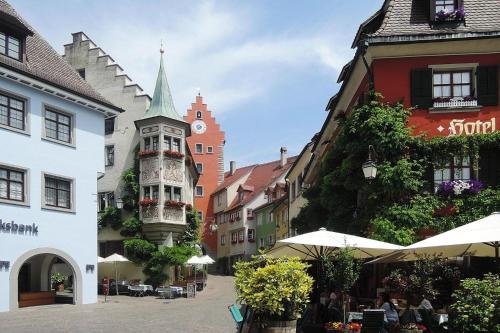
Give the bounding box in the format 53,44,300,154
380,293,400,332
418,295,434,312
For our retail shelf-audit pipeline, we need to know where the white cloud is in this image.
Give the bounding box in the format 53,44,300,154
85,0,352,116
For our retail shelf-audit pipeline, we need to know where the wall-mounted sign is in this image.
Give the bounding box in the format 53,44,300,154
443,117,496,136
0,220,38,235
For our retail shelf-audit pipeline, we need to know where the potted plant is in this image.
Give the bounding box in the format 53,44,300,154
51,272,66,292
449,273,500,333
234,256,313,333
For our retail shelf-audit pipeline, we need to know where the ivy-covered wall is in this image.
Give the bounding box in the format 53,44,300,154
293,93,500,245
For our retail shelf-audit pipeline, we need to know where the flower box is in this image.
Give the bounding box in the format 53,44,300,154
163,150,184,159
139,150,159,158
236,216,241,221
139,199,159,207
437,180,483,196
435,7,465,21
164,200,185,209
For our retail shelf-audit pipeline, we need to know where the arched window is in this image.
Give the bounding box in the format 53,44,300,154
196,111,202,119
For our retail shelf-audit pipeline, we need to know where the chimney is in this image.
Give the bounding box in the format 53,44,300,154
230,161,236,176
280,147,288,167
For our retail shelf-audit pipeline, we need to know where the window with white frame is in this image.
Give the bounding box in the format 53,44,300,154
434,156,471,191
44,108,72,144
195,185,204,197
217,193,222,206
165,185,182,202
433,71,472,99
435,0,456,13
207,146,213,153
0,92,25,131
144,185,159,200
105,146,114,167
196,163,203,174
0,165,26,203
195,143,203,154
268,234,274,246
144,136,159,151
238,230,244,243
98,192,115,211
44,175,73,210
220,234,226,246
0,32,21,60
259,238,265,248
248,229,255,242
231,232,238,243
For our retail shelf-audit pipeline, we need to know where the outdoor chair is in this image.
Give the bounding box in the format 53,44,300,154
361,309,385,333
418,309,447,333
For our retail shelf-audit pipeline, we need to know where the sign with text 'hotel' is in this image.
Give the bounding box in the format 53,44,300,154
438,117,497,136
0,219,38,235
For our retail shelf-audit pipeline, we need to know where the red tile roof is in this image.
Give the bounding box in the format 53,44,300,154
212,164,257,194
225,156,297,211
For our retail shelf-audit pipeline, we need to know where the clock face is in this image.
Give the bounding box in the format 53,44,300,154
192,120,207,134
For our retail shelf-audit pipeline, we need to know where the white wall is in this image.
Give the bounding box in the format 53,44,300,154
0,77,106,311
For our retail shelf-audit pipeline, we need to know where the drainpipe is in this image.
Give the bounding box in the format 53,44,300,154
359,40,375,92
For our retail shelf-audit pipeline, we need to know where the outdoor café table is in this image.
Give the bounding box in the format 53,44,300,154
128,284,154,296
169,286,184,297
347,311,388,323
433,313,448,325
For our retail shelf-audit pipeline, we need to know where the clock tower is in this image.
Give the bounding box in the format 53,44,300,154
184,94,225,257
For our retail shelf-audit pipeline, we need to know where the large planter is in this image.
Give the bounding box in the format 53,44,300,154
261,320,297,333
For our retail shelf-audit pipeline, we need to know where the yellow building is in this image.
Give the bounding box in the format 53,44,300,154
273,196,289,240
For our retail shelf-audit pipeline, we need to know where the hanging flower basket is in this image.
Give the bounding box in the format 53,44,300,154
163,150,184,159
165,200,186,209
139,150,159,158
139,198,159,207
437,180,483,197
435,7,465,21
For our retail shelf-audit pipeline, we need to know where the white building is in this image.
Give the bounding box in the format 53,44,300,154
0,0,121,312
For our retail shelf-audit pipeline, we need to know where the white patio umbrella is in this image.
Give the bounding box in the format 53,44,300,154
97,256,105,263
102,253,130,296
200,255,215,264
369,212,500,265
267,227,404,260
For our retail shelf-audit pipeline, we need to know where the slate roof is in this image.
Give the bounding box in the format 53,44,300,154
0,0,120,112
367,0,500,42
225,156,297,212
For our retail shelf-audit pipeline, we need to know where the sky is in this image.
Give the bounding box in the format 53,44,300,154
11,0,383,168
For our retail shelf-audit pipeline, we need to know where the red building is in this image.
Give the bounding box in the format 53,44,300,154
184,94,225,256
307,0,499,187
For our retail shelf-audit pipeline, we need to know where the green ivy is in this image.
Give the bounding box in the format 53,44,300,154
98,206,122,230
293,92,500,245
179,209,201,246
120,215,142,237
123,238,156,263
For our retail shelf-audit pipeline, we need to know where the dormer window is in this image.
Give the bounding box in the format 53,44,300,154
239,191,244,202
0,32,21,60
431,0,465,21
435,0,456,13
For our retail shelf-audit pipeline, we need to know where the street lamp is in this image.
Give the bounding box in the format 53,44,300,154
116,198,124,209
362,145,377,180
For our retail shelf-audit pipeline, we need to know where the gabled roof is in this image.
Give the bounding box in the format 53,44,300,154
225,156,297,211
238,184,255,192
367,0,500,44
142,52,183,121
0,0,121,112
212,164,257,194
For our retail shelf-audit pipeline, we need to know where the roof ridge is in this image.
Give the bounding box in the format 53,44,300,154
376,0,394,36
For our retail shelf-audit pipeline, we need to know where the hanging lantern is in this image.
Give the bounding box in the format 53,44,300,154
362,145,377,180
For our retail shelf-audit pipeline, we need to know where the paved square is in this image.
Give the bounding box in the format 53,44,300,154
0,275,237,333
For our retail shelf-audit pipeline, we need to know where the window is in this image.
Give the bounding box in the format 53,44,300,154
164,136,171,150
231,232,238,244
217,193,222,206
173,187,181,201
434,156,471,190
259,238,265,248
247,208,253,219
195,185,204,197
44,176,72,210
248,229,255,242
0,32,21,60
238,191,244,202
45,109,72,143
291,181,297,200
98,192,115,211
173,138,181,152
0,166,25,202
433,71,472,99
105,117,115,135
196,111,202,119
268,234,274,246
195,143,203,154
144,185,159,200
196,163,203,174
165,185,182,201
238,230,244,243
77,68,86,79
144,136,159,151
257,213,263,226
220,234,226,246
197,211,203,221
0,93,25,131
105,146,114,167
435,0,456,13
207,146,213,154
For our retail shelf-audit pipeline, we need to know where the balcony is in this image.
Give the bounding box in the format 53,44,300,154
433,98,478,109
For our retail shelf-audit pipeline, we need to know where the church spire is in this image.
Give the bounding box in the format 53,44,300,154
142,45,182,121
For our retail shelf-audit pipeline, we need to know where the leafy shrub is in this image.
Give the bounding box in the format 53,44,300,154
143,245,197,287
449,274,500,333
234,256,313,321
120,215,142,237
123,239,156,263
98,206,122,229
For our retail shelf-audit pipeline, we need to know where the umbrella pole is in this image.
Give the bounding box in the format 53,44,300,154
495,241,499,274
194,265,197,298
115,262,119,296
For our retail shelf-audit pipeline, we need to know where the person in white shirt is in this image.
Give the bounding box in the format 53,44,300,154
418,296,434,311
380,293,400,332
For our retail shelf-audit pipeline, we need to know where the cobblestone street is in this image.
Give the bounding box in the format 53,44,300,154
0,275,237,333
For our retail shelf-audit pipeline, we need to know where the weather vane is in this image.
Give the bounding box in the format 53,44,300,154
160,39,164,54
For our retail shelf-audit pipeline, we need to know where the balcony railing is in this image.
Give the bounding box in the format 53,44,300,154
433,99,478,108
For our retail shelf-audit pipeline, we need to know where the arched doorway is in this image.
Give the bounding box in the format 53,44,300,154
9,248,83,310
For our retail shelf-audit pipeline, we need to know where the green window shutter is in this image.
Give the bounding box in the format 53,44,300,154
479,147,500,187
429,0,436,21
411,68,433,109
477,65,499,106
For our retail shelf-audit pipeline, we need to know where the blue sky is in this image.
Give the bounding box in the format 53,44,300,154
11,0,383,167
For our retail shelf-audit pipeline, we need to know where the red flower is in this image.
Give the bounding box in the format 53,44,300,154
139,150,159,158
185,204,193,211
163,150,185,159
165,200,186,209
140,198,159,207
